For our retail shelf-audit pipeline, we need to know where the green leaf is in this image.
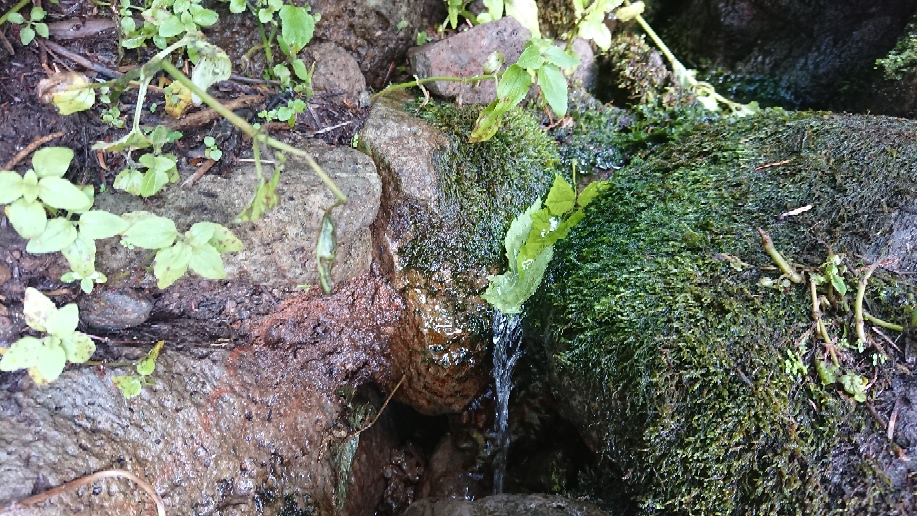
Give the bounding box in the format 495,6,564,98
30,6,46,21
190,6,218,26
537,63,567,117
0,336,42,371
545,174,575,215
516,44,544,69
32,338,66,383
496,64,532,104
7,197,48,239
45,302,78,338
469,100,510,144
578,14,611,50
0,171,25,204
159,15,184,38
61,232,97,276
542,45,579,69
258,7,273,23
153,242,192,288
206,223,243,253
113,375,143,398
503,200,541,273
34,22,48,38
20,170,38,203
189,243,226,279
482,245,552,314
60,332,95,363
121,214,178,249
291,59,311,81
577,180,608,207
136,340,163,376
20,26,35,46
840,373,868,402
7,13,25,24
139,168,170,197
80,278,94,294
23,287,56,332
278,5,315,55
79,210,129,240
37,177,92,212
505,0,540,38
26,217,77,254
235,170,280,222
614,1,644,22
113,168,144,195
190,40,232,104
186,221,216,247
32,147,73,178
229,0,246,14
92,128,151,152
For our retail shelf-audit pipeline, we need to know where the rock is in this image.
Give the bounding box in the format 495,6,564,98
305,42,369,107
359,96,558,415
410,16,531,105
78,289,153,331
417,433,487,500
0,274,400,515
403,494,609,516
93,138,380,290
530,111,917,513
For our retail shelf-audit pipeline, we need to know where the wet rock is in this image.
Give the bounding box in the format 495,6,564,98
0,303,24,346
93,138,380,289
380,444,425,515
403,494,609,516
0,263,9,286
305,42,369,107
359,96,557,415
417,433,487,500
0,274,399,515
78,289,153,331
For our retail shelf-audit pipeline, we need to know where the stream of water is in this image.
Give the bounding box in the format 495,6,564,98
491,309,523,495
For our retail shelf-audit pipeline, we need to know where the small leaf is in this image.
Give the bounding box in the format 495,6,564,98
7,197,48,239
45,303,79,339
545,174,576,215
113,375,143,398
153,242,192,288
469,100,510,144
542,45,580,69
278,5,315,55
61,232,97,276
60,332,95,363
92,128,151,152
32,147,74,178
614,1,644,21
0,171,25,204
38,177,93,211
577,180,609,207
186,222,216,247
537,63,567,117
139,168,170,197
79,210,129,240
136,340,164,376
229,0,246,13
482,50,505,75
7,13,25,24
121,214,178,249
190,6,218,26
20,26,36,46
189,243,226,279
26,217,77,254
23,287,57,332
32,338,66,383
189,40,231,105
496,64,532,105
159,15,184,38
0,336,42,371
516,44,544,69
113,168,144,195
34,22,48,38
30,6,46,21
291,59,311,81
207,224,243,253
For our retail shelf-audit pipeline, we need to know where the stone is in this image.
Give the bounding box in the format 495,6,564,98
305,42,369,107
78,289,153,331
93,138,380,290
403,494,609,516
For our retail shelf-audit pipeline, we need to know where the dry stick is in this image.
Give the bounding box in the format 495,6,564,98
2,131,65,170
757,228,804,283
351,375,406,440
181,158,216,188
872,326,903,354
4,469,165,516
40,40,123,78
888,398,901,441
168,95,265,130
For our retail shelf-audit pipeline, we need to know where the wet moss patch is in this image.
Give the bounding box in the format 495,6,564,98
531,109,917,514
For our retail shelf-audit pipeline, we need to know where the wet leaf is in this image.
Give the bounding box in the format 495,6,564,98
26,217,77,254
278,4,315,55
0,336,42,371
545,174,575,215
537,64,567,117
113,375,143,398
32,338,66,384
136,340,163,376
32,147,73,178
7,197,48,240
153,241,192,288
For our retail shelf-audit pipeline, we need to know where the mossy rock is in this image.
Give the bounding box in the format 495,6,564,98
530,110,917,514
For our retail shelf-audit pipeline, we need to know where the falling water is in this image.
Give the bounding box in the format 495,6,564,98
491,308,523,495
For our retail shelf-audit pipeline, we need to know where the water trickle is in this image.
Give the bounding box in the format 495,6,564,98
491,308,523,495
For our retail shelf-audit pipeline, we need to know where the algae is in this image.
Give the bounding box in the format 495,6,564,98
531,109,917,514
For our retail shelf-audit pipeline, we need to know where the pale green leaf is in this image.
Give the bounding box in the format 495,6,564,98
578,15,611,50
7,13,24,24
20,26,35,46
20,170,38,203
537,63,567,117
0,171,25,204
190,41,231,105
516,44,544,69
614,1,644,21
207,224,243,253
121,214,178,249
503,200,541,274
545,174,575,215
482,245,552,314
32,338,66,383
291,58,311,81
26,217,77,253
80,278,94,294
189,243,226,279
30,6,46,21
45,302,78,338
190,6,218,26
505,0,540,38
543,45,579,69
482,0,503,20
37,177,92,211
136,340,163,376
229,0,246,13
113,168,144,195
7,197,48,239
34,22,48,38
159,15,184,38
52,84,95,115
482,51,505,75
113,375,143,398
186,221,216,247
60,332,95,363
23,287,56,332
0,336,42,371
496,64,532,104
278,5,315,55
92,128,151,152
153,242,192,288
61,232,97,276
33,147,74,178
79,210,129,240
139,168,170,197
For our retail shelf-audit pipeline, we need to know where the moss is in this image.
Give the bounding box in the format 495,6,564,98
530,109,917,514
876,15,917,80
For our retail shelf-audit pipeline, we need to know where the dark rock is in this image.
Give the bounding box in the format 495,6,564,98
417,433,487,500
403,494,609,516
305,42,369,107
78,289,153,331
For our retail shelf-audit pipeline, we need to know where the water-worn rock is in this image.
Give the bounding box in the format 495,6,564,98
359,96,557,415
304,42,370,107
94,138,380,290
78,289,153,331
530,111,917,513
403,494,608,516
0,274,401,515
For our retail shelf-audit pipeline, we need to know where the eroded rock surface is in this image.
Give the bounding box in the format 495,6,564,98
403,494,608,516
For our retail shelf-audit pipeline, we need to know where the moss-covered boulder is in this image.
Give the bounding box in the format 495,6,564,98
360,95,558,414
530,110,917,513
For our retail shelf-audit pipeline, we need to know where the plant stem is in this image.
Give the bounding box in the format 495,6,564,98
371,74,496,100
0,0,30,26
159,60,346,204
855,262,880,346
757,228,804,284
864,312,904,332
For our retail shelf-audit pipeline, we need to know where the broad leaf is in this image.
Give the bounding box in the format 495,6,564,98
578,13,611,50
543,45,580,69
61,232,97,276
60,332,95,364
32,338,67,384
26,217,77,254
23,287,57,332
503,200,541,273
496,64,532,104
537,63,567,117
32,147,73,178
45,302,78,339
158,15,184,38
577,180,608,207
186,222,216,248
121,214,178,249
189,243,226,279
0,171,25,204
20,26,35,46
139,168,170,197
113,375,143,398
278,5,315,55
482,245,552,314
207,224,243,253
153,242,192,288
79,210,129,240
0,336,42,371
37,177,93,211
516,44,544,69
544,174,575,215
113,168,145,195
7,197,48,239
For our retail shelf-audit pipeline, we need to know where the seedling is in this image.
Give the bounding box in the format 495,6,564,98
203,136,222,161
7,5,48,46
112,340,164,398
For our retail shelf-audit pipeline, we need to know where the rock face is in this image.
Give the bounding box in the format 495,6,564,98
304,42,370,106
359,95,558,415
530,111,917,514
93,138,380,290
403,494,609,516
0,274,402,515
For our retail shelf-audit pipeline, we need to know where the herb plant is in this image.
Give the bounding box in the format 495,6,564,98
112,340,164,398
6,5,47,45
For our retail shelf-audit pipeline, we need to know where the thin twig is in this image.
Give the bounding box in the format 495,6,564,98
872,326,903,354
40,40,123,78
168,95,265,130
757,228,803,283
2,132,65,170
865,402,887,431
3,469,165,516
181,158,216,187
350,375,405,439
855,261,880,347
888,398,900,441
753,159,791,171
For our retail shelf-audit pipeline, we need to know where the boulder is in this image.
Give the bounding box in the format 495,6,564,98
530,110,917,513
403,494,608,516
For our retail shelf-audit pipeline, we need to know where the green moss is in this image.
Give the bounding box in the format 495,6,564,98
531,110,917,514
